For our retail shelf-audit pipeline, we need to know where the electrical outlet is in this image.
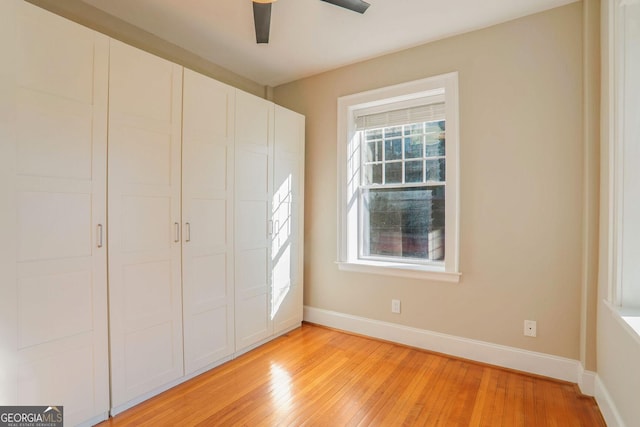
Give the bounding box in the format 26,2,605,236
391,299,401,314
524,320,537,337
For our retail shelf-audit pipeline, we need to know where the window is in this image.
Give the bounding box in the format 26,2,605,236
337,73,460,282
611,0,640,330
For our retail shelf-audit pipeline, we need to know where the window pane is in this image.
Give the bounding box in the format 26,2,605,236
404,136,423,158
365,128,382,141
425,121,445,156
365,140,382,162
425,159,446,182
385,138,402,160
425,139,445,157
385,162,402,183
364,164,382,185
405,160,423,183
385,126,402,138
404,123,423,136
363,186,445,260
426,120,445,132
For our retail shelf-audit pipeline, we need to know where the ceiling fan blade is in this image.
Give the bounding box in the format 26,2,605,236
253,2,272,44
320,0,370,14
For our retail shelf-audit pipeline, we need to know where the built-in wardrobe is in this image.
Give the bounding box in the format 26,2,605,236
0,2,305,425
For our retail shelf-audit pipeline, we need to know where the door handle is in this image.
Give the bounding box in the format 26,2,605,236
97,224,103,248
185,222,191,243
174,222,180,243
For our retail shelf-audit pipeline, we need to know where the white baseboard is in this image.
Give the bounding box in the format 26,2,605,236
578,365,597,396
304,306,593,393
595,375,627,427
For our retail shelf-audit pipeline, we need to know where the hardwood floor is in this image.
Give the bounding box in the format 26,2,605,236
96,323,605,426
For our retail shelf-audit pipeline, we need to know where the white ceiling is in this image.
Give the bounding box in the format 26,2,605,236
81,0,577,87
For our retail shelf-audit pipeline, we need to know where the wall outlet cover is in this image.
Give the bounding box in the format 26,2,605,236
524,320,537,337
391,299,401,314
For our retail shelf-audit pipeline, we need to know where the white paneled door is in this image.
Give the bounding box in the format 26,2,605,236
0,2,110,425
182,70,236,374
272,106,305,334
107,40,184,410
235,91,275,352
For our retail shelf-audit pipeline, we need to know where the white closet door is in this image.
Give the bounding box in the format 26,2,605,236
182,69,235,374
272,106,305,334
235,91,274,351
108,40,184,409
0,2,110,425
0,0,17,405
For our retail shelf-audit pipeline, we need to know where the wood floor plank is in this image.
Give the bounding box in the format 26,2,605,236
96,323,606,427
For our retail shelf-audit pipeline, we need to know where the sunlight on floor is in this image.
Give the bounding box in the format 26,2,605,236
269,362,293,413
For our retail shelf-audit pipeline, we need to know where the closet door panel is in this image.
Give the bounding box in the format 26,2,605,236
108,40,183,408
234,91,274,351
17,190,92,261
16,10,94,104
16,90,92,179
108,42,173,123
17,267,92,349
272,106,305,334
0,2,110,425
182,69,235,374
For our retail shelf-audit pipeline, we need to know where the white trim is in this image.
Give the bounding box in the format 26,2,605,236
336,261,461,283
337,73,460,277
605,0,617,304
577,366,597,396
610,0,640,308
612,0,625,305
595,375,627,427
304,306,591,390
604,299,640,346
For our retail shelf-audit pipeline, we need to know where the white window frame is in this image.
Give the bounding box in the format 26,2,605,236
608,0,640,338
336,73,461,282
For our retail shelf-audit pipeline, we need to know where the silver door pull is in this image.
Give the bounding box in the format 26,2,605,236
268,220,274,236
97,224,103,248
185,222,191,243
174,222,180,243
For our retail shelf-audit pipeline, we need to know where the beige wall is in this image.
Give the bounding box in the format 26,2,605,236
274,3,588,359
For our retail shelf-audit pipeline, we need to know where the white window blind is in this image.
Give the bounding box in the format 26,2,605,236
355,102,445,131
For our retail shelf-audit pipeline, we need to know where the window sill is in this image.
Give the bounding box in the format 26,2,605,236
605,300,640,346
336,260,461,283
